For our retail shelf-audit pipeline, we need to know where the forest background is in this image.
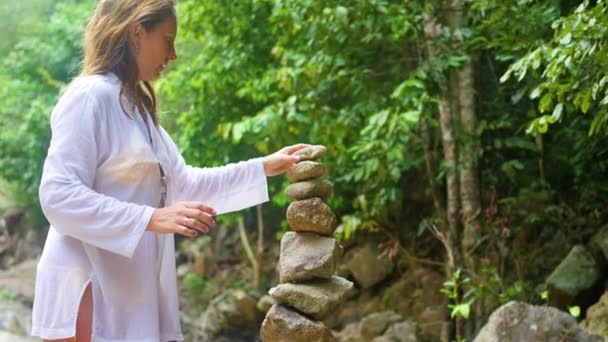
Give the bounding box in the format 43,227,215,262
0,0,607,341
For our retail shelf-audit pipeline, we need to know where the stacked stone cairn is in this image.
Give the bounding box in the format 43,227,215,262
260,145,354,342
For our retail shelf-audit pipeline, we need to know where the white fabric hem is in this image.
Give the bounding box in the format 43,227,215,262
214,180,269,215
211,158,269,215
31,326,75,340
31,274,92,340
160,333,184,342
93,333,183,342
123,206,155,258
31,330,183,342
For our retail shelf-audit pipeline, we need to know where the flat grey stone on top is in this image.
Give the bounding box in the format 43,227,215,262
295,145,327,161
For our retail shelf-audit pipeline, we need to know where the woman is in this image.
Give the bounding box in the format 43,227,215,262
31,0,306,341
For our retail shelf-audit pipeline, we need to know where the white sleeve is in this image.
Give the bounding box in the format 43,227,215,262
160,128,269,215
39,86,154,258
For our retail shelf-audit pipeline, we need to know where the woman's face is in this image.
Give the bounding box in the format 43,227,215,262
132,15,178,82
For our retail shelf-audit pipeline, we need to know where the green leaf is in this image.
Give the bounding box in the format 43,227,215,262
232,121,245,143
336,6,348,18
539,94,553,113
551,103,564,121
500,69,512,83
581,94,591,113
568,306,581,318
530,86,542,99
451,302,471,319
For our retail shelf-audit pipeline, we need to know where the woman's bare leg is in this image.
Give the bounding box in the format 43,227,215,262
75,284,93,342
43,283,93,342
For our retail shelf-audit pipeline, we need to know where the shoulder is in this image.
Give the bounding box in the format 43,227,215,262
51,73,122,124
60,73,121,108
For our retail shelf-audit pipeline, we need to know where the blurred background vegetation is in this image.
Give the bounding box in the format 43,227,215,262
1,0,607,340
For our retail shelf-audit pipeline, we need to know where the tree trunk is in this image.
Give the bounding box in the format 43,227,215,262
238,217,259,288
457,58,482,271
457,57,484,338
451,0,484,336
422,13,460,253
420,118,444,217
423,11,461,342
256,204,264,288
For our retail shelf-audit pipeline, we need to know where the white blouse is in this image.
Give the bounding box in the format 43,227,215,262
31,73,269,342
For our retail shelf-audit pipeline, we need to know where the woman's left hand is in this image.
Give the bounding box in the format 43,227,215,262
263,144,310,176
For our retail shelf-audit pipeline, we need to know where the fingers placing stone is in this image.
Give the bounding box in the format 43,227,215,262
285,143,311,154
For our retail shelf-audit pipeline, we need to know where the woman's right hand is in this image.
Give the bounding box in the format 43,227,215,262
146,201,217,237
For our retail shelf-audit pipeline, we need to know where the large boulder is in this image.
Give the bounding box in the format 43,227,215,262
588,225,608,266
473,301,603,342
380,321,417,342
269,276,354,320
580,290,608,338
359,311,403,338
279,232,342,283
286,198,337,236
345,244,393,289
333,317,417,342
546,245,601,310
198,290,263,340
260,304,336,342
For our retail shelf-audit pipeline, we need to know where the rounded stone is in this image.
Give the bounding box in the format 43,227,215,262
285,179,333,202
287,161,326,182
295,145,327,161
260,304,336,342
286,198,337,236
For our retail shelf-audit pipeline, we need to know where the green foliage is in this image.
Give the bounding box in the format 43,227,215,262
182,270,250,313
441,267,537,340
0,1,92,220
502,0,608,135
568,305,581,318
474,268,535,306
441,269,474,320
540,289,549,302
161,0,431,235
0,288,17,302
0,0,57,55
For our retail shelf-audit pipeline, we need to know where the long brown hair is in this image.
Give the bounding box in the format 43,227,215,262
80,0,176,126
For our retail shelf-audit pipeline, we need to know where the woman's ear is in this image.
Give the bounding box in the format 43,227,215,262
129,23,143,54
